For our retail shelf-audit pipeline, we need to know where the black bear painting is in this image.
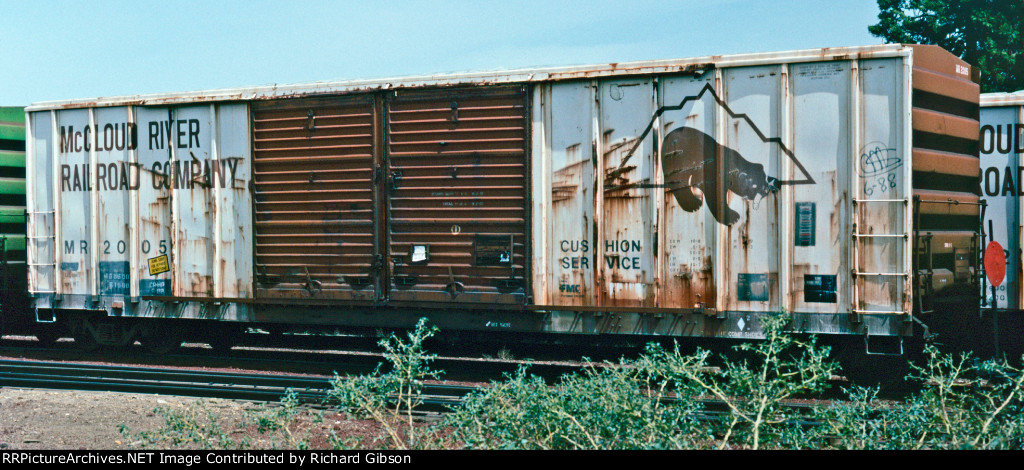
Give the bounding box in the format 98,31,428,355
662,126,779,226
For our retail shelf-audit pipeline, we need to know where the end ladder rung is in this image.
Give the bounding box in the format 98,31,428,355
852,198,907,203
854,233,907,238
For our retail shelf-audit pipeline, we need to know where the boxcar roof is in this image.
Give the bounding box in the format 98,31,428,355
981,91,1024,107
27,44,919,112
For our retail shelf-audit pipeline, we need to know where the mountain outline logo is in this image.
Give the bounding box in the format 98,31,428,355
616,83,816,226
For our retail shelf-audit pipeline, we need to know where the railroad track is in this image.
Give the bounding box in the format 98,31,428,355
0,358,835,432
0,359,476,411
0,336,593,384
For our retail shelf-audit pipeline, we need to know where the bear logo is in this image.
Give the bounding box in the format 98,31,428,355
662,126,779,226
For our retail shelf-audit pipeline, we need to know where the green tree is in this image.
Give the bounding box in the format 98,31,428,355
869,0,1024,93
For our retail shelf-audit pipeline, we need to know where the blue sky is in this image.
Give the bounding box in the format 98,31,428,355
0,0,883,106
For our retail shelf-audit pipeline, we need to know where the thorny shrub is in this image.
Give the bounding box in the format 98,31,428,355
818,347,1024,449
327,317,443,450
444,363,708,449
446,314,836,449
637,314,837,449
122,316,1024,450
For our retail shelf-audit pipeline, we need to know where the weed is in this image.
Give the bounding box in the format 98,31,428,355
446,362,707,449
327,317,442,450
121,315,1024,450
818,347,1024,449
121,401,250,450
641,314,837,449
248,390,313,449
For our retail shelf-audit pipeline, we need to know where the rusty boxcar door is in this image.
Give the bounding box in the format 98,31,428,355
251,95,383,301
384,86,529,306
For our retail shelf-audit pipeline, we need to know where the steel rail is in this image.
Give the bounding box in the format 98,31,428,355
0,359,476,408
0,338,595,384
0,359,837,427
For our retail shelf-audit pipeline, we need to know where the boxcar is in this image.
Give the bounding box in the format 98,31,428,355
980,92,1024,354
22,44,981,350
981,92,1024,309
0,107,30,333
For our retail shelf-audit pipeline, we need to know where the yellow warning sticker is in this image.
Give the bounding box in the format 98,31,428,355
148,255,170,276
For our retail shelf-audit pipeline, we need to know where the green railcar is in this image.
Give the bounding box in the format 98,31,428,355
0,106,29,332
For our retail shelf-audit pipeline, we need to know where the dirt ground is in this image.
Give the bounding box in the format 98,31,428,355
0,388,371,450
0,388,241,449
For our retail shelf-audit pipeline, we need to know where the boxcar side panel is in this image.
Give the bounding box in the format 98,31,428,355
659,74,719,310
789,61,851,315
30,104,253,318
26,111,54,298
93,107,132,298
135,106,174,299
55,109,93,297
855,58,909,317
534,55,912,336
544,81,597,307
598,78,657,308
216,104,253,299
720,65,783,314
980,100,1024,310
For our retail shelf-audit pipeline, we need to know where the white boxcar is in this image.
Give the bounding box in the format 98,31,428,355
981,92,1024,310
531,45,980,340
23,44,980,348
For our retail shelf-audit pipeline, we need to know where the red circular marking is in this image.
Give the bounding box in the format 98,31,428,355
985,241,1006,287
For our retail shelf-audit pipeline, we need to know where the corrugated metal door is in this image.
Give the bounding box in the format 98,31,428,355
251,95,382,301
385,86,529,306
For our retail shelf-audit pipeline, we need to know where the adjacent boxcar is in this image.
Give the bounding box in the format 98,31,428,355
22,44,981,348
980,92,1024,354
0,107,30,331
981,92,1024,310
